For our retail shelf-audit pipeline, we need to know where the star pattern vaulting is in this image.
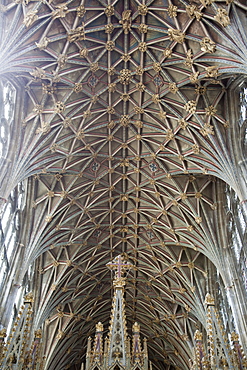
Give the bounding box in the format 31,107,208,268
0,0,247,369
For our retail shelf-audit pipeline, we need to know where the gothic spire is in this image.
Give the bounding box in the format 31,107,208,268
106,255,133,367
85,255,149,370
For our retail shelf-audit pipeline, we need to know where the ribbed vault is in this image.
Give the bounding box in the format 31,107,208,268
0,0,247,369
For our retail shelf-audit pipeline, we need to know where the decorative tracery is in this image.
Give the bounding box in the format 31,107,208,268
0,0,247,369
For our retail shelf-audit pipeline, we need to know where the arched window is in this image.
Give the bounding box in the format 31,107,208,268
240,88,247,124
0,80,16,160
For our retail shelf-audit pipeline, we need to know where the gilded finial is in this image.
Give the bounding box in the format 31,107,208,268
204,293,215,306
194,330,203,341
96,322,104,332
231,332,239,342
0,328,6,338
24,292,34,303
34,329,42,339
133,322,140,333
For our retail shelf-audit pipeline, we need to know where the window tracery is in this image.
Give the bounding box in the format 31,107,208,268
0,80,15,160
0,181,26,290
240,87,247,126
225,185,247,291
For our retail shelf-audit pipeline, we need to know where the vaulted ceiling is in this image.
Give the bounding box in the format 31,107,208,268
0,0,247,369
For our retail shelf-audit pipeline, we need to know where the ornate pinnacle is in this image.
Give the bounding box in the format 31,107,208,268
24,292,34,303
0,328,6,338
34,329,42,339
204,293,215,306
194,330,203,341
231,332,239,342
85,255,149,370
96,322,104,332
133,322,140,333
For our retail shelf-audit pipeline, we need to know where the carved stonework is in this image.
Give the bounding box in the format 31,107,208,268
231,332,239,342
190,71,200,83
52,4,68,19
35,37,50,50
138,42,147,52
77,5,86,17
201,37,216,53
184,49,193,67
168,28,185,43
186,5,202,20
67,25,86,42
80,48,88,58
120,69,132,84
167,5,177,18
205,66,220,78
191,295,247,369
169,82,178,94
105,5,114,16
105,23,114,33
152,94,160,104
194,330,203,341
119,10,132,34
105,41,115,51
24,292,34,303
2,1,247,369
214,8,230,27
200,123,215,136
96,322,104,332
138,5,148,15
139,23,148,33
184,100,197,114
200,0,213,5
23,10,38,27
30,67,46,80
85,256,149,370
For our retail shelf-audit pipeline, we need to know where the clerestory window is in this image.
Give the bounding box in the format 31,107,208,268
0,80,15,160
